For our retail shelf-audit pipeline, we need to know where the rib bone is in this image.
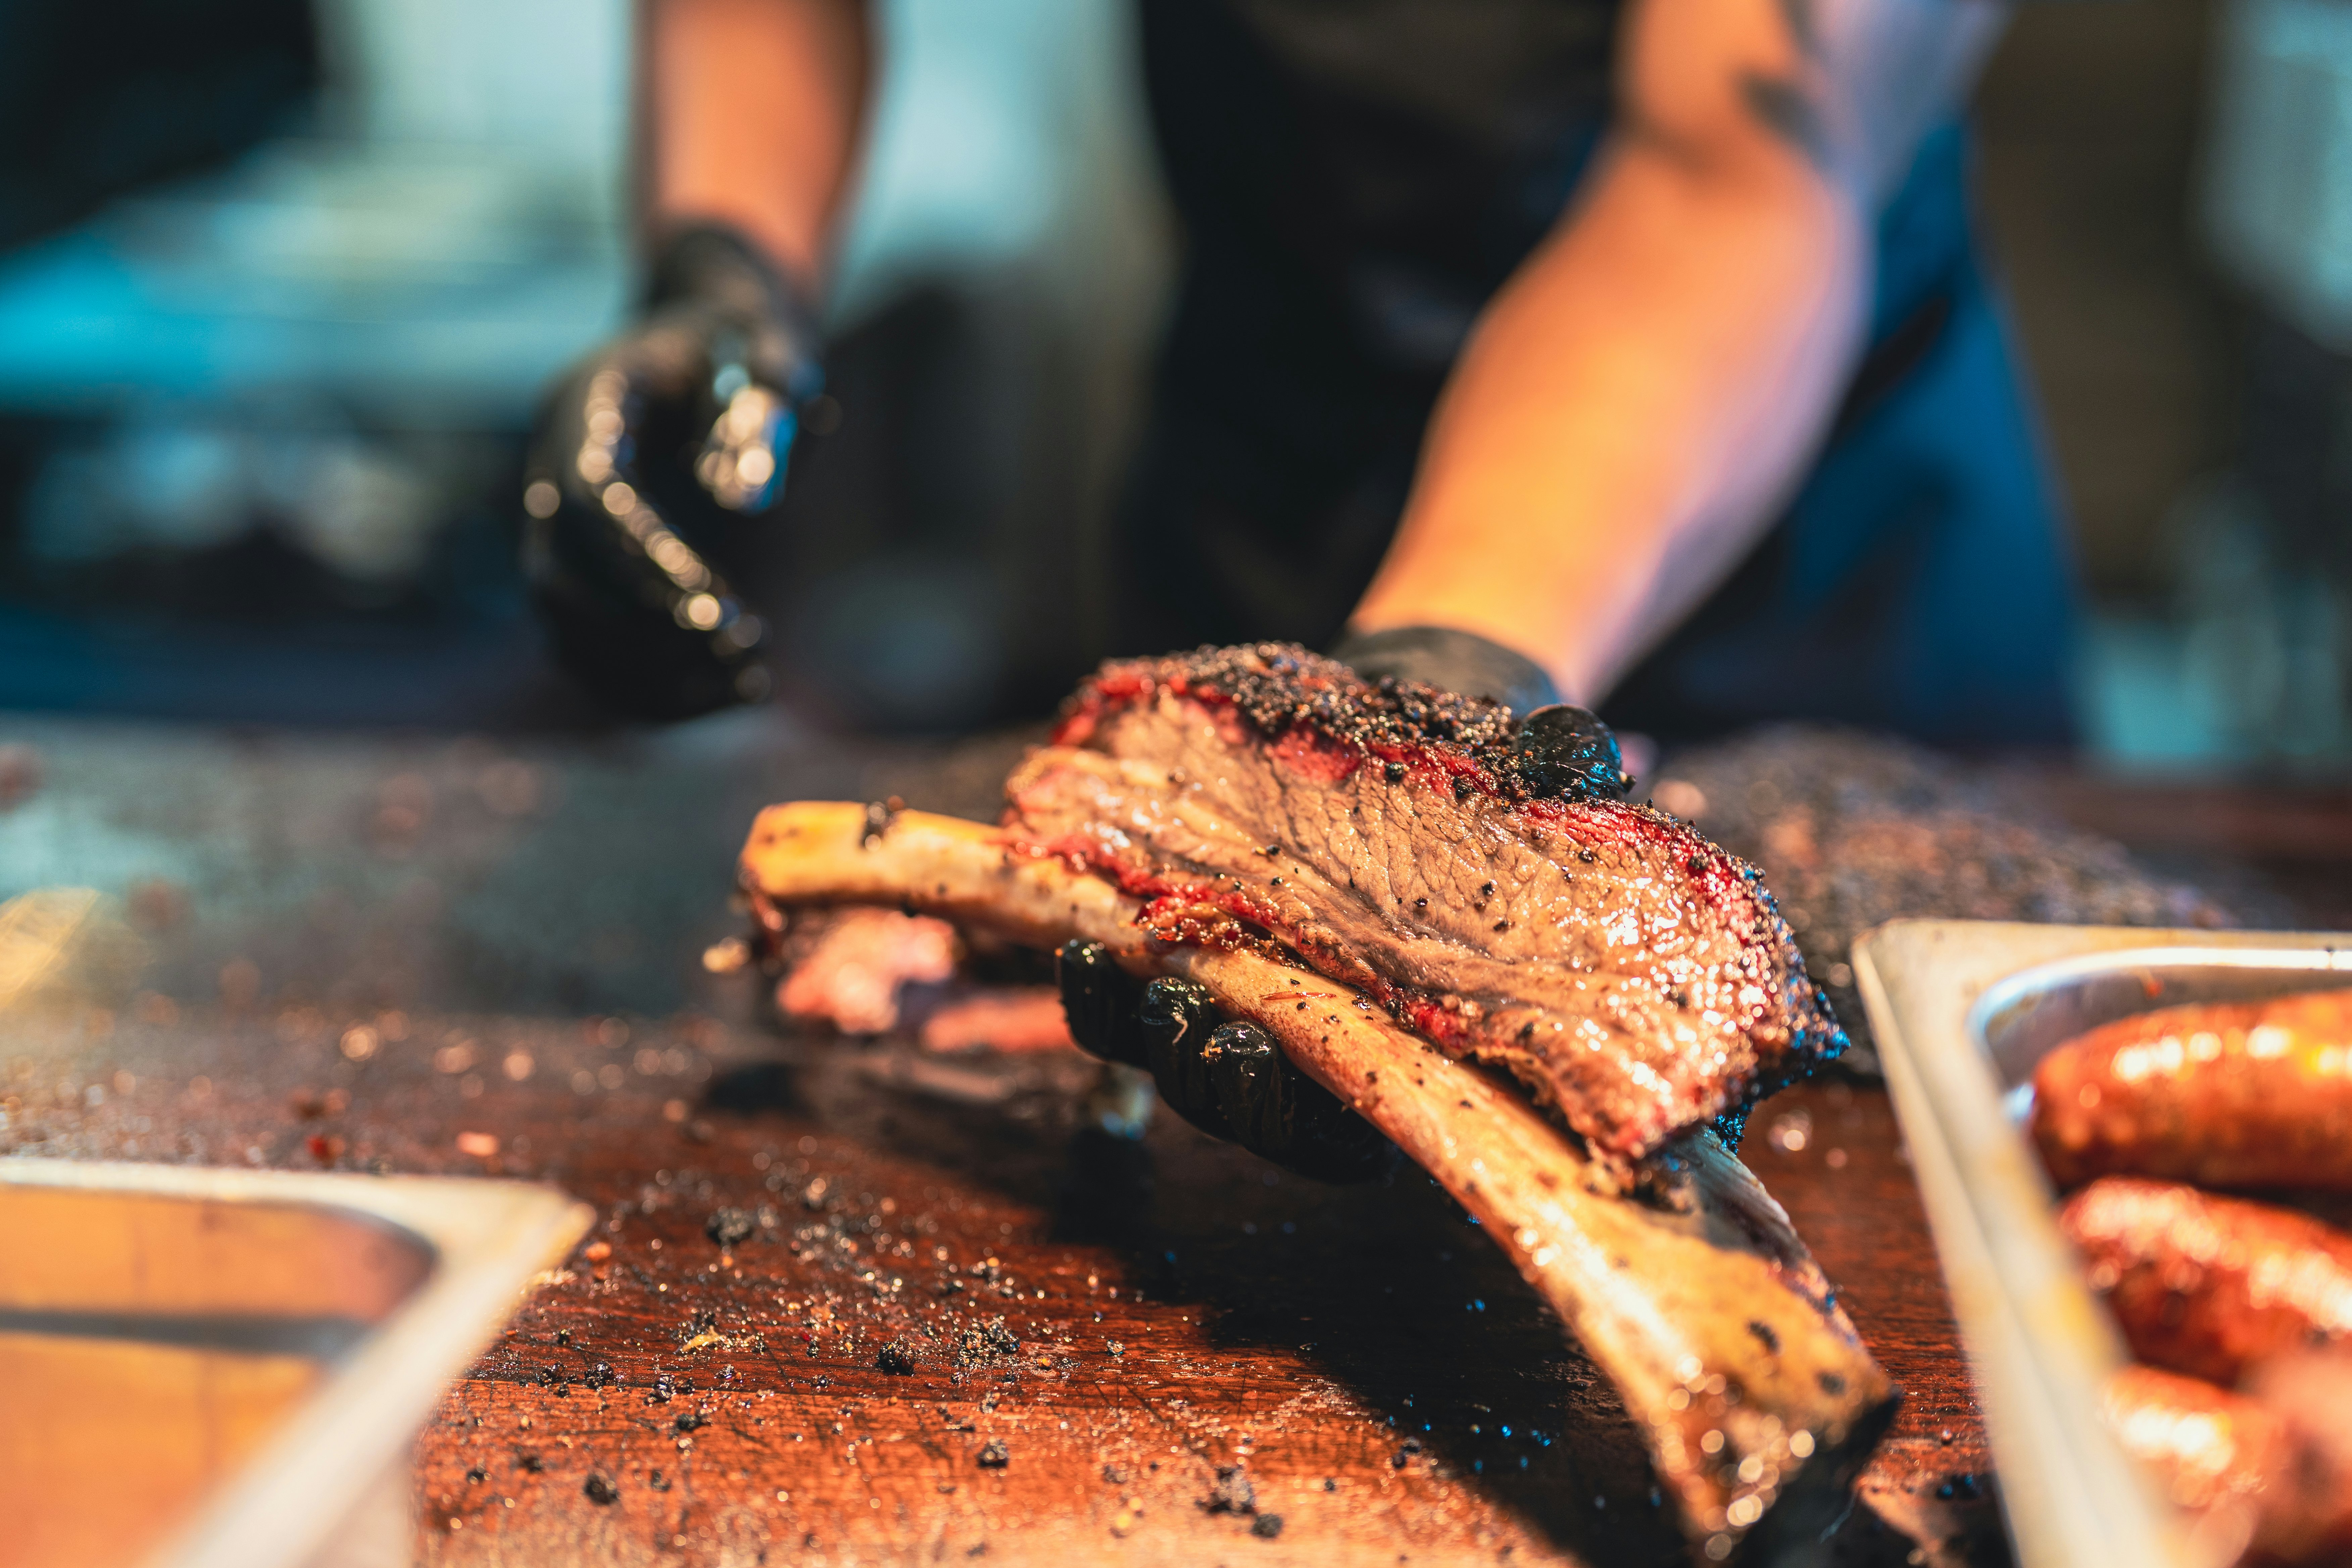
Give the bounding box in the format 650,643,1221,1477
741,801,1896,1548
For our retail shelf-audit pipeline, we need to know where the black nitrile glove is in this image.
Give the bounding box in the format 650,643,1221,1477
523,223,822,721
1056,940,1395,1183
1327,624,1560,716
1511,705,1632,800
1331,624,1631,800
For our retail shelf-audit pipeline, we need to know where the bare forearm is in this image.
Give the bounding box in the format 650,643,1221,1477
1351,143,1869,702
642,0,872,294
1350,0,2008,705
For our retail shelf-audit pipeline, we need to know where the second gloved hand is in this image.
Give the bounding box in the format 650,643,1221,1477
1057,940,1395,1182
524,223,823,721
1330,623,1631,800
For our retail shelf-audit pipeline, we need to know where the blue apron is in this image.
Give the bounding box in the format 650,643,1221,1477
1112,0,2078,746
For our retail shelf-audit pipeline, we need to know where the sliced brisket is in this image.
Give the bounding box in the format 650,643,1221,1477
1003,643,1843,1163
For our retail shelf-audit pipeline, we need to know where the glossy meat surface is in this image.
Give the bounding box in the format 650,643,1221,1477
2239,1349,2352,1564
2031,990,2352,1191
2102,1364,2280,1532
1008,644,1844,1163
2060,1177,2352,1385
2104,1357,2352,1567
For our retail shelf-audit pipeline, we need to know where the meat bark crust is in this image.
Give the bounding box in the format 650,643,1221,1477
1007,643,1846,1163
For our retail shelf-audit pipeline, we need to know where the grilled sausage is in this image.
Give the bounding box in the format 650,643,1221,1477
2031,990,2352,1191
2060,1177,2352,1385
2102,1363,2279,1558
2102,1355,2352,1566
2107,1354,2352,1561
2239,1349,2352,1565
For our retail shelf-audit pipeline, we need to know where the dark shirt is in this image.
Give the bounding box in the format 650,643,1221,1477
1114,0,2077,745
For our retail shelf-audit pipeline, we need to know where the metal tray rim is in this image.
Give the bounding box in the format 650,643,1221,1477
0,1159,592,1568
1965,943,2352,1083
1849,920,2352,1568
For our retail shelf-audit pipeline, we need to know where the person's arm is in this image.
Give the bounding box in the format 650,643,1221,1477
642,0,873,293
523,1,873,721
1346,0,2008,706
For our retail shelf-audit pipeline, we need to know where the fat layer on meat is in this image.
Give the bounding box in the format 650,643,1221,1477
1004,644,1844,1163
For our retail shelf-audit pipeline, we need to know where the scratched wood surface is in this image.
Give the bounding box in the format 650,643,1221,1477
18,726,2307,1567
3,1004,2002,1568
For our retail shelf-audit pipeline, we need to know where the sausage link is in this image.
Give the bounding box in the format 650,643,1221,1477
2100,1354,2352,1565
2060,1177,2352,1385
2102,1363,2278,1544
2240,1349,2352,1564
2030,990,2352,1190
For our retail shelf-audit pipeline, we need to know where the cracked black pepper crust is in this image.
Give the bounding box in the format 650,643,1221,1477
1062,643,1626,806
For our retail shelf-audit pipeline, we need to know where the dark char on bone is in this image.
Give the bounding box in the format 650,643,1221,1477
1003,643,1845,1165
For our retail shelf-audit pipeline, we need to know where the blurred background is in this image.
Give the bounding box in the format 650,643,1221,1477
0,0,2349,767
0,0,1167,733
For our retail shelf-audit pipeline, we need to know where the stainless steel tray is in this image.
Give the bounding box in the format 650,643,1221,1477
0,1160,591,1568
1852,920,2352,1568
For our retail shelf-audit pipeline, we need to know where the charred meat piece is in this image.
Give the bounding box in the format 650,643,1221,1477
2031,990,2352,1191
738,801,1895,1552
1007,644,1844,1164
1657,728,2232,1073
2061,1177,2352,1386
773,906,959,1034
917,988,1076,1054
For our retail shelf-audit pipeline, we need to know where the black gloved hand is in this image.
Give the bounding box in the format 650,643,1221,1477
523,223,822,721
1330,624,1631,800
1327,624,1561,716
1057,940,1395,1182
